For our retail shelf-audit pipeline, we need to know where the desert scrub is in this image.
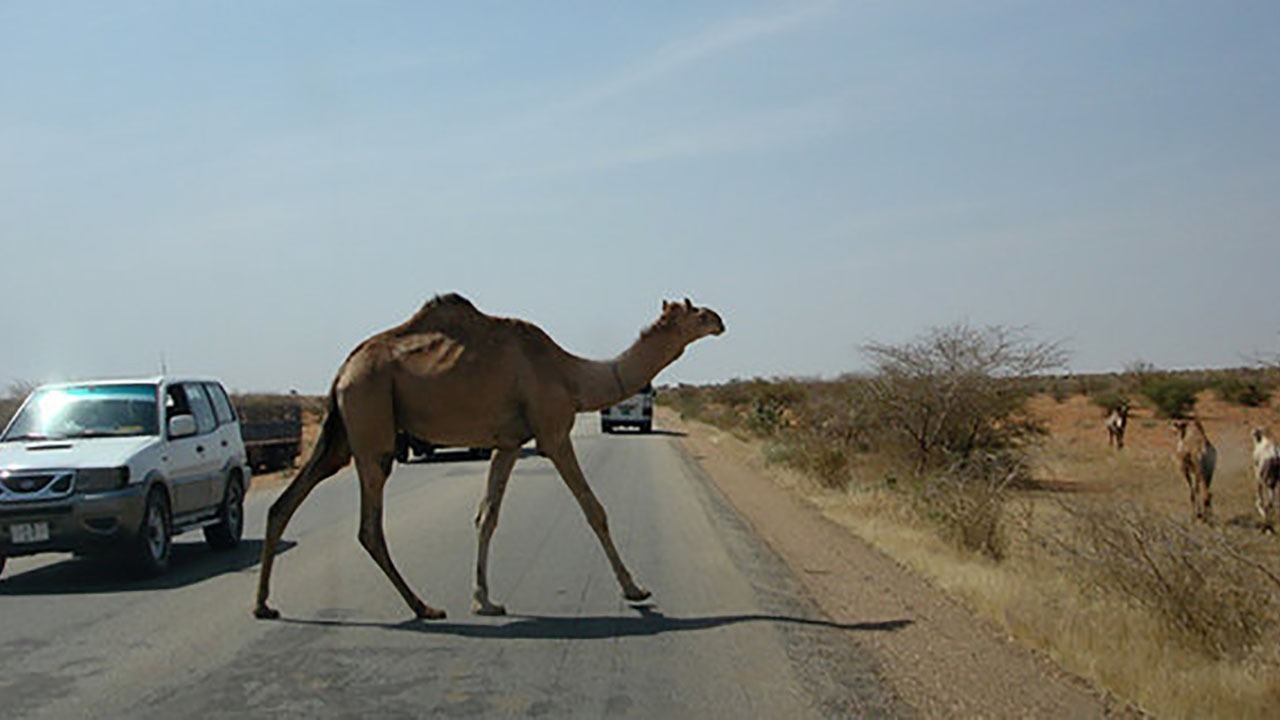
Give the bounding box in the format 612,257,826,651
1089,389,1130,415
861,323,1064,474
1208,373,1274,408
1044,501,1280,660
906,451,1029,560
1135,374,1202,419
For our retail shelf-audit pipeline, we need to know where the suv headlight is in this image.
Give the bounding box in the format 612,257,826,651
76,467,130,492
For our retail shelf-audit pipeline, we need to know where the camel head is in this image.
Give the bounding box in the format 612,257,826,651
660,298,725,343
1171,419,1189,439
1253,427,1269,447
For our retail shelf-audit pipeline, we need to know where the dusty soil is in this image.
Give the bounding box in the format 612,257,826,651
659,407,1139,718
1027,392,1279,528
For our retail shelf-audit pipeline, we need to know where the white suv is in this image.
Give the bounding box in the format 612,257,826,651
0,377,251,578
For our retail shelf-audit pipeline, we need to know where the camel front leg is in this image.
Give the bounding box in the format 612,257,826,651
473,448,519,616
354,456,445,620
543,439,651,603
1260,483,1277,533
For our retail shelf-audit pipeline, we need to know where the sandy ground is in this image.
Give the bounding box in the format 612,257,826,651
659,407,1141,718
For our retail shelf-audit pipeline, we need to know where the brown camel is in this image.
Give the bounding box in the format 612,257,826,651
1172,418,1216,522
254,294,725,620
1105,403,1129,449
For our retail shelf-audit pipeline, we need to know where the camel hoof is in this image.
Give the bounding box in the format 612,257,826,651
624,587,652,603
472,601,507,617
254,606,281,620
411,602,447,621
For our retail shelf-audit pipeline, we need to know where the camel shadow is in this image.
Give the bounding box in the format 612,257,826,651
279,604,911,641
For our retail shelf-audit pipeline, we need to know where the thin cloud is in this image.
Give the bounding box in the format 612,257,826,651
502,98,849,180
510,1,838,129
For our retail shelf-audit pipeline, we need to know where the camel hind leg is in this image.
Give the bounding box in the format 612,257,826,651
255,407,351,619
353,453,445,620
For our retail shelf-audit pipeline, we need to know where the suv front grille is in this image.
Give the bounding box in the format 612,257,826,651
0,471,75,501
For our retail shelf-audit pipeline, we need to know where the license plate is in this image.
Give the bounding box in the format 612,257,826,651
10,522,50,544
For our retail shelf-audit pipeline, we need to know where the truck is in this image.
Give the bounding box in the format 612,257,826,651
235,398,302,473
395,433,493,463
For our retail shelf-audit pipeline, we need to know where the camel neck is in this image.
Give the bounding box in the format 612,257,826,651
573,326,686,412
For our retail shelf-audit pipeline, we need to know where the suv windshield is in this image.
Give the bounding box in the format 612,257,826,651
2,384,159,441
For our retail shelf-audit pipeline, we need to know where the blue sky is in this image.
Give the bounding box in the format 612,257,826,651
3,1,1278,394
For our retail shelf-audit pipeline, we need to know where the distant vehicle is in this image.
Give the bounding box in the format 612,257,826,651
237,400,302,472
601,384,655,433
395,432,493,463
0,377,250,579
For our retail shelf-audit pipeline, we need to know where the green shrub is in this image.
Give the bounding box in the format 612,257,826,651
1137,375,1202,419
1209,375,1273,408
1090,389,1130,414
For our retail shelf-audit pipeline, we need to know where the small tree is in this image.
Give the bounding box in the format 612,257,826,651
862,323,1067,473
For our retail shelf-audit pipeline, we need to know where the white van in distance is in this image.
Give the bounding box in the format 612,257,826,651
600,384,655,434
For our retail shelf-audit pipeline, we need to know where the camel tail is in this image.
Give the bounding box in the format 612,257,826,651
299,387,352,479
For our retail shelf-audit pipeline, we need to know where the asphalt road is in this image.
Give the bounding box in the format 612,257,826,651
0,418,908,718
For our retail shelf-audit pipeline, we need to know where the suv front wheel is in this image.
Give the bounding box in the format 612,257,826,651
129,488,172,577
204,477,244,550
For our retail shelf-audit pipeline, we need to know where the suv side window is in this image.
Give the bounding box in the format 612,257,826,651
165,384,191,420
184,384,218,436
205,382,236,425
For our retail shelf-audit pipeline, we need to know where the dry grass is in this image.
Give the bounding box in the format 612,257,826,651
822,485,1280,719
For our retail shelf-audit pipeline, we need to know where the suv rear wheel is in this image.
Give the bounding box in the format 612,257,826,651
129,488,171,577
204,477,244,550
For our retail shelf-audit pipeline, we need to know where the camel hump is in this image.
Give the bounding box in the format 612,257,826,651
422,293,476,313
406,293,484,326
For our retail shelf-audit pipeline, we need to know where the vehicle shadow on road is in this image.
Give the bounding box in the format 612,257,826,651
606,429,688,437
0,539,294,595
280,604,911,640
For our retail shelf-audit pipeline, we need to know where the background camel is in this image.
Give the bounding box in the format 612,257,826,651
1173,418,1216,521
1105,404,1129,449
254,294,725,620
1251,427,1280,532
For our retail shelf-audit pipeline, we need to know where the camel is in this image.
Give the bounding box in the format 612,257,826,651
1172,418,1216,522
254,294,725,620
1251,427,1280,532
1105,403,1129,449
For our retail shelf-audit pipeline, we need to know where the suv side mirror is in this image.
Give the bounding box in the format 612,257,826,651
169,414,197,438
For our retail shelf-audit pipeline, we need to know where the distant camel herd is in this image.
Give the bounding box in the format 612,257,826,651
1105,405,1280,532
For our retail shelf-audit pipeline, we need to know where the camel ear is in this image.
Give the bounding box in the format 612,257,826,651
662,300,672,313
683,298,693,310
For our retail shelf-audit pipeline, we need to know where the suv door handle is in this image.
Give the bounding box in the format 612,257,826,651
196,445,205,453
